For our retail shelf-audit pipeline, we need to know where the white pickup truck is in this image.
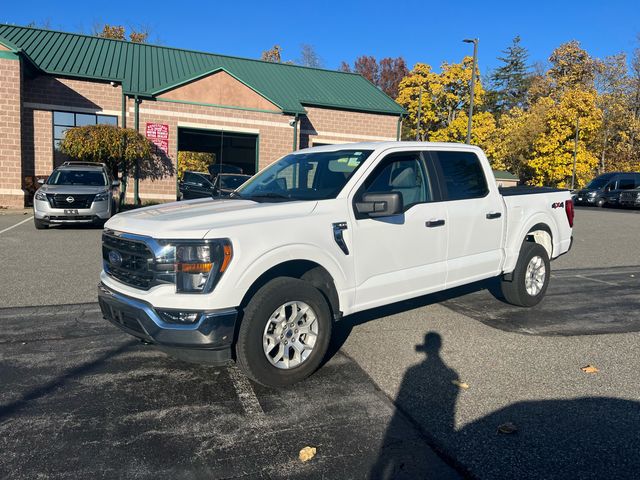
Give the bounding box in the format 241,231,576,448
98,142,574,387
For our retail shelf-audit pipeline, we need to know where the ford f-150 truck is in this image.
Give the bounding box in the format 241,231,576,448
98,142,574,387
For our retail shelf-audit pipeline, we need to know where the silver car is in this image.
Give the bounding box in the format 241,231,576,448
33,162,120,229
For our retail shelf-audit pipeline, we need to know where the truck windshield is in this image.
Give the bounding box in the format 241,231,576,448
47,170,108,186
585,175,614,189
235,150,372,201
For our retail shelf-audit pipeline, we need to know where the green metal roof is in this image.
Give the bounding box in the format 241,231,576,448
0,24,405,116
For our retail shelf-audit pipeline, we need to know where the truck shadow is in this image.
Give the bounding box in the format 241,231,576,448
328,277,502,360
369,332,640,479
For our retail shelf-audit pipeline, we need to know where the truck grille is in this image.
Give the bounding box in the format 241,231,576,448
102,232,156,290
47,193,96,209
619,192,640,204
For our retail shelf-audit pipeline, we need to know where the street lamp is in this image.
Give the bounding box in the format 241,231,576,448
463,38,479,144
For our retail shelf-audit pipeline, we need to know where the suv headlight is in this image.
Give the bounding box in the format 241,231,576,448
587,191,597,197
161,240,233,293
94,190,110,201
34,190,47,201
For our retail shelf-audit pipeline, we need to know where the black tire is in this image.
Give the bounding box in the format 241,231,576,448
236,277,332,388
596,197,606,208
501,242,550,307
34,218,48,230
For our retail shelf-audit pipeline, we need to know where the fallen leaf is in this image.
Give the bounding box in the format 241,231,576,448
299,446,317,462
497,422,518,434
581,365,599,374
452,380,469,390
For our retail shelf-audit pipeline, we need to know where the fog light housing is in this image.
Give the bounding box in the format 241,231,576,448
158,310,200,324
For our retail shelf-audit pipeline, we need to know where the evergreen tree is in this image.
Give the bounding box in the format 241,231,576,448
491,36,531,114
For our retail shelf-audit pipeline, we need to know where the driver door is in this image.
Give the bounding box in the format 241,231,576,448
349,150,448,311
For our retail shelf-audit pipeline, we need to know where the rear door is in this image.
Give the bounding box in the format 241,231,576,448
429,149,505,287
350,150,448,310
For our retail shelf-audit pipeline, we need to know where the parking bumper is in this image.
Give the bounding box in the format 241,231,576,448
98,283,237,361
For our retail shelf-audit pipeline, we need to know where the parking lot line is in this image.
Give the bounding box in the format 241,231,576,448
0,216,33,235
574,274,619,286
227,364,265,418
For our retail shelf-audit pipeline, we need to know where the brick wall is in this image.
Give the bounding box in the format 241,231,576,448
0,56,23,207
300,106,398,148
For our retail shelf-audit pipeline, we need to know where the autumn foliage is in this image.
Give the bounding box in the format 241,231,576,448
395,38,640,188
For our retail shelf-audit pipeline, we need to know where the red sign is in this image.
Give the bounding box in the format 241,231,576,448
145,123,169,154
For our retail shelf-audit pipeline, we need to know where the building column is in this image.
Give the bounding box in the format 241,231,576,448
0,52,24,207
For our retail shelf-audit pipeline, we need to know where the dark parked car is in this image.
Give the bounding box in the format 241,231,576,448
179,171,251,200
619,187,640,208
573,172,640,207
213,173,251,197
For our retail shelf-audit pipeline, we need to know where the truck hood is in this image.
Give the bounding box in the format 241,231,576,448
105,198,318,239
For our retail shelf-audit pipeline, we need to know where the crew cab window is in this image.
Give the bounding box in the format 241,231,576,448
361,152,431,210
433,151,488,200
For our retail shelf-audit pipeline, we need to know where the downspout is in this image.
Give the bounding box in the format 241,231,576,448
292,114,299,151
396,114,403,141
120,92,128,206
134,95,140,206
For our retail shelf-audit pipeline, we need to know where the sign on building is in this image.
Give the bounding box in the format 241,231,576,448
145,123,169,155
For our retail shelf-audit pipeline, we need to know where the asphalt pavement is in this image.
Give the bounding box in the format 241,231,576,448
0,206,639,479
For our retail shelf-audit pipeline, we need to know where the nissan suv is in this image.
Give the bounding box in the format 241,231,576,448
33,162,120,229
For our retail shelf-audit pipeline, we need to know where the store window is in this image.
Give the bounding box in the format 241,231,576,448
53,111,118,166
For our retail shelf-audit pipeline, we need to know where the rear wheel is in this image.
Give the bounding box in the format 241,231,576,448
236,277,332,387
501,242,550,307
34,218,48,230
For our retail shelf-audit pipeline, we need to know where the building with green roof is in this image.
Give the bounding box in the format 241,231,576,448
0,24,405,206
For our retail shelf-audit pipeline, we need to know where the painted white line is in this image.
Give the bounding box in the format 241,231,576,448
227,364,265,417
574,274,619,287
0,216,33,235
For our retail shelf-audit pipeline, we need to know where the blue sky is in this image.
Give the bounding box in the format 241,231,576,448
4,0,639,77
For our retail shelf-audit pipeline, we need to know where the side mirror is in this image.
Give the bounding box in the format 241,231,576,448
112,180,120,187
355,192,403,218
37,178,45,185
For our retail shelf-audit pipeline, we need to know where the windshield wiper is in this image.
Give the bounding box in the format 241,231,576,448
243,192,292,202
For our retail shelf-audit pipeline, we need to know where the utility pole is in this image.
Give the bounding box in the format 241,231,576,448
416,86,422,141
463,38,479,144
571,117,580,190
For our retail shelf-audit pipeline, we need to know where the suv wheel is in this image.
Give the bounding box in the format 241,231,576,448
236,277,332,387
596,197,606,208
501,242,550,307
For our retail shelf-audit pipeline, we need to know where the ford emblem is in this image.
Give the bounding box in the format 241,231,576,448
66,196,75,203
108,250,123,267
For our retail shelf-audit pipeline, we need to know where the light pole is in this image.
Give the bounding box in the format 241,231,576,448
463,38,478,144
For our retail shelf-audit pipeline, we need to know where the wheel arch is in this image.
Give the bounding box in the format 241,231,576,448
525,222,553,258
239,260,341,321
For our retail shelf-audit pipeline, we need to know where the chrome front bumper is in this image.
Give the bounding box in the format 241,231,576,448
98,283,237,361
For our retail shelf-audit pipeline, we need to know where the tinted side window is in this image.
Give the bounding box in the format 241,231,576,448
434,151,488,200
362,152,432,210
619,179,636,190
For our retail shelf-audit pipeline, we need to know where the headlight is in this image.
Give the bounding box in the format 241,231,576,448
587,191,597,197
94,190,110,201
165,240,233,293
34,190,47,201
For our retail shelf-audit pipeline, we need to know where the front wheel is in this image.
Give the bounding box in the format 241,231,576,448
236,277,332,387
596,197,606,208
34,218,48,230
501,242,550,307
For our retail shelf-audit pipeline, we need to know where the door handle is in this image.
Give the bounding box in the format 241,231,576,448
486,212,502,219
425,219,445,228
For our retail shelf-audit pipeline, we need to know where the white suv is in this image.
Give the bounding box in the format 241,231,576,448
33,162,120,229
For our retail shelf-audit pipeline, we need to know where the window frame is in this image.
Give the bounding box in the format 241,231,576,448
52,110,118,166
353,150,442,219
426,150,490,201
